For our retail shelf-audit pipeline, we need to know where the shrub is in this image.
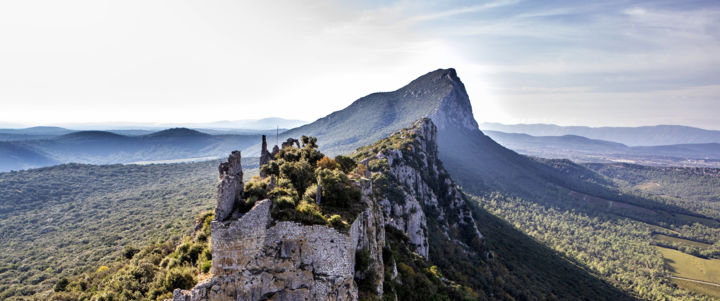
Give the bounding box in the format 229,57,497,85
163,267,195,290
275,195,296,209
300,136,324,164
316,168,361,208
268,186,299,203
317,156,340,170
123,246,140,259
280,160,314,196
397,262,416,277
244,176,269,201
335,155,357,174
295,201,326,225
328,214,349,231
301,136,318,148
200,261,211,274
303,183,319,202
276,147,302,162
251,136,365,226
197,213,214,242
260,160,279,177
356,164,368,177
53,278,69,292
426,265,443,279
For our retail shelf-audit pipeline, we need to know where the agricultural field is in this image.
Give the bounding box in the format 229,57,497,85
656,246,720,298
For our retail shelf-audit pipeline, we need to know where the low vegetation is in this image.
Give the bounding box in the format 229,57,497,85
443,157,720,299
477,189,720,300
380,227,478,301
244,136,363,230
0,161,233,300
586,163,720,220
652,234,720,259
50,212,215,300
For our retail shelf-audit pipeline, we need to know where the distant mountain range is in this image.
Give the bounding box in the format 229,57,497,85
196,117,307,130
480,122,720,146
484,130,720,167
0,128,261,171
1,117,308,132
0,142,58,171
0,119,307,171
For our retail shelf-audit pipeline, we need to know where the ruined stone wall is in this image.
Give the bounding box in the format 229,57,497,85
215,151,243,222
175,198,387,301
176,200,358,300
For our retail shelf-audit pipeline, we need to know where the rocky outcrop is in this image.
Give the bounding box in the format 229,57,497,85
175,119,482,301
428,69,478,131
281,138,300,149
215,151,243,222
259,136,272,178
175,178,384,301
352,179,386,295
176,200,363,301
376,119,483,257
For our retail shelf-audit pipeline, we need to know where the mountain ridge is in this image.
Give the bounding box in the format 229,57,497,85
480,122,720,146
484,130,720,167
261,68,477,155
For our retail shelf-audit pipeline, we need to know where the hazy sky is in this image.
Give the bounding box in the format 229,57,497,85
1,0,719,129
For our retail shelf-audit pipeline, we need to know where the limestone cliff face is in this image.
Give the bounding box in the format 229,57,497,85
174,118,482,301
427,69,479,132
374,119,483,258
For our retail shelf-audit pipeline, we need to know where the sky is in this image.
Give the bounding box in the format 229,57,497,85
1,0,719,129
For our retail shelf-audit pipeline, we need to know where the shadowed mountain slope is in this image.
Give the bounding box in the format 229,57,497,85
261,68,477,155
0,142,58,171
272,69,612,201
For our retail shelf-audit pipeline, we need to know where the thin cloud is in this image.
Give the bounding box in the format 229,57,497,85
1,0,718,128
407,0,520,22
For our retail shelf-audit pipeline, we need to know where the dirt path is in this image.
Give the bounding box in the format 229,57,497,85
669,275,720,287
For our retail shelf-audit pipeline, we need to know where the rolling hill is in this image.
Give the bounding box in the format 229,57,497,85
0,128,261,171
0,126,75,142
0,142,58,171
483,130,720,167
480,122,720,146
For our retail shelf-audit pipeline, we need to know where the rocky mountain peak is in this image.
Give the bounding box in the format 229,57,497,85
264,68,482,156
409,68,479,132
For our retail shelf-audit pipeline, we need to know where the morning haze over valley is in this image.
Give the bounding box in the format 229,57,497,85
2,1,720,301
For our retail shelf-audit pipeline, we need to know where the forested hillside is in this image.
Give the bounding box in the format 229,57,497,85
0,159,256,300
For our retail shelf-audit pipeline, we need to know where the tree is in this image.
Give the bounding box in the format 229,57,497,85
54,278,69,292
